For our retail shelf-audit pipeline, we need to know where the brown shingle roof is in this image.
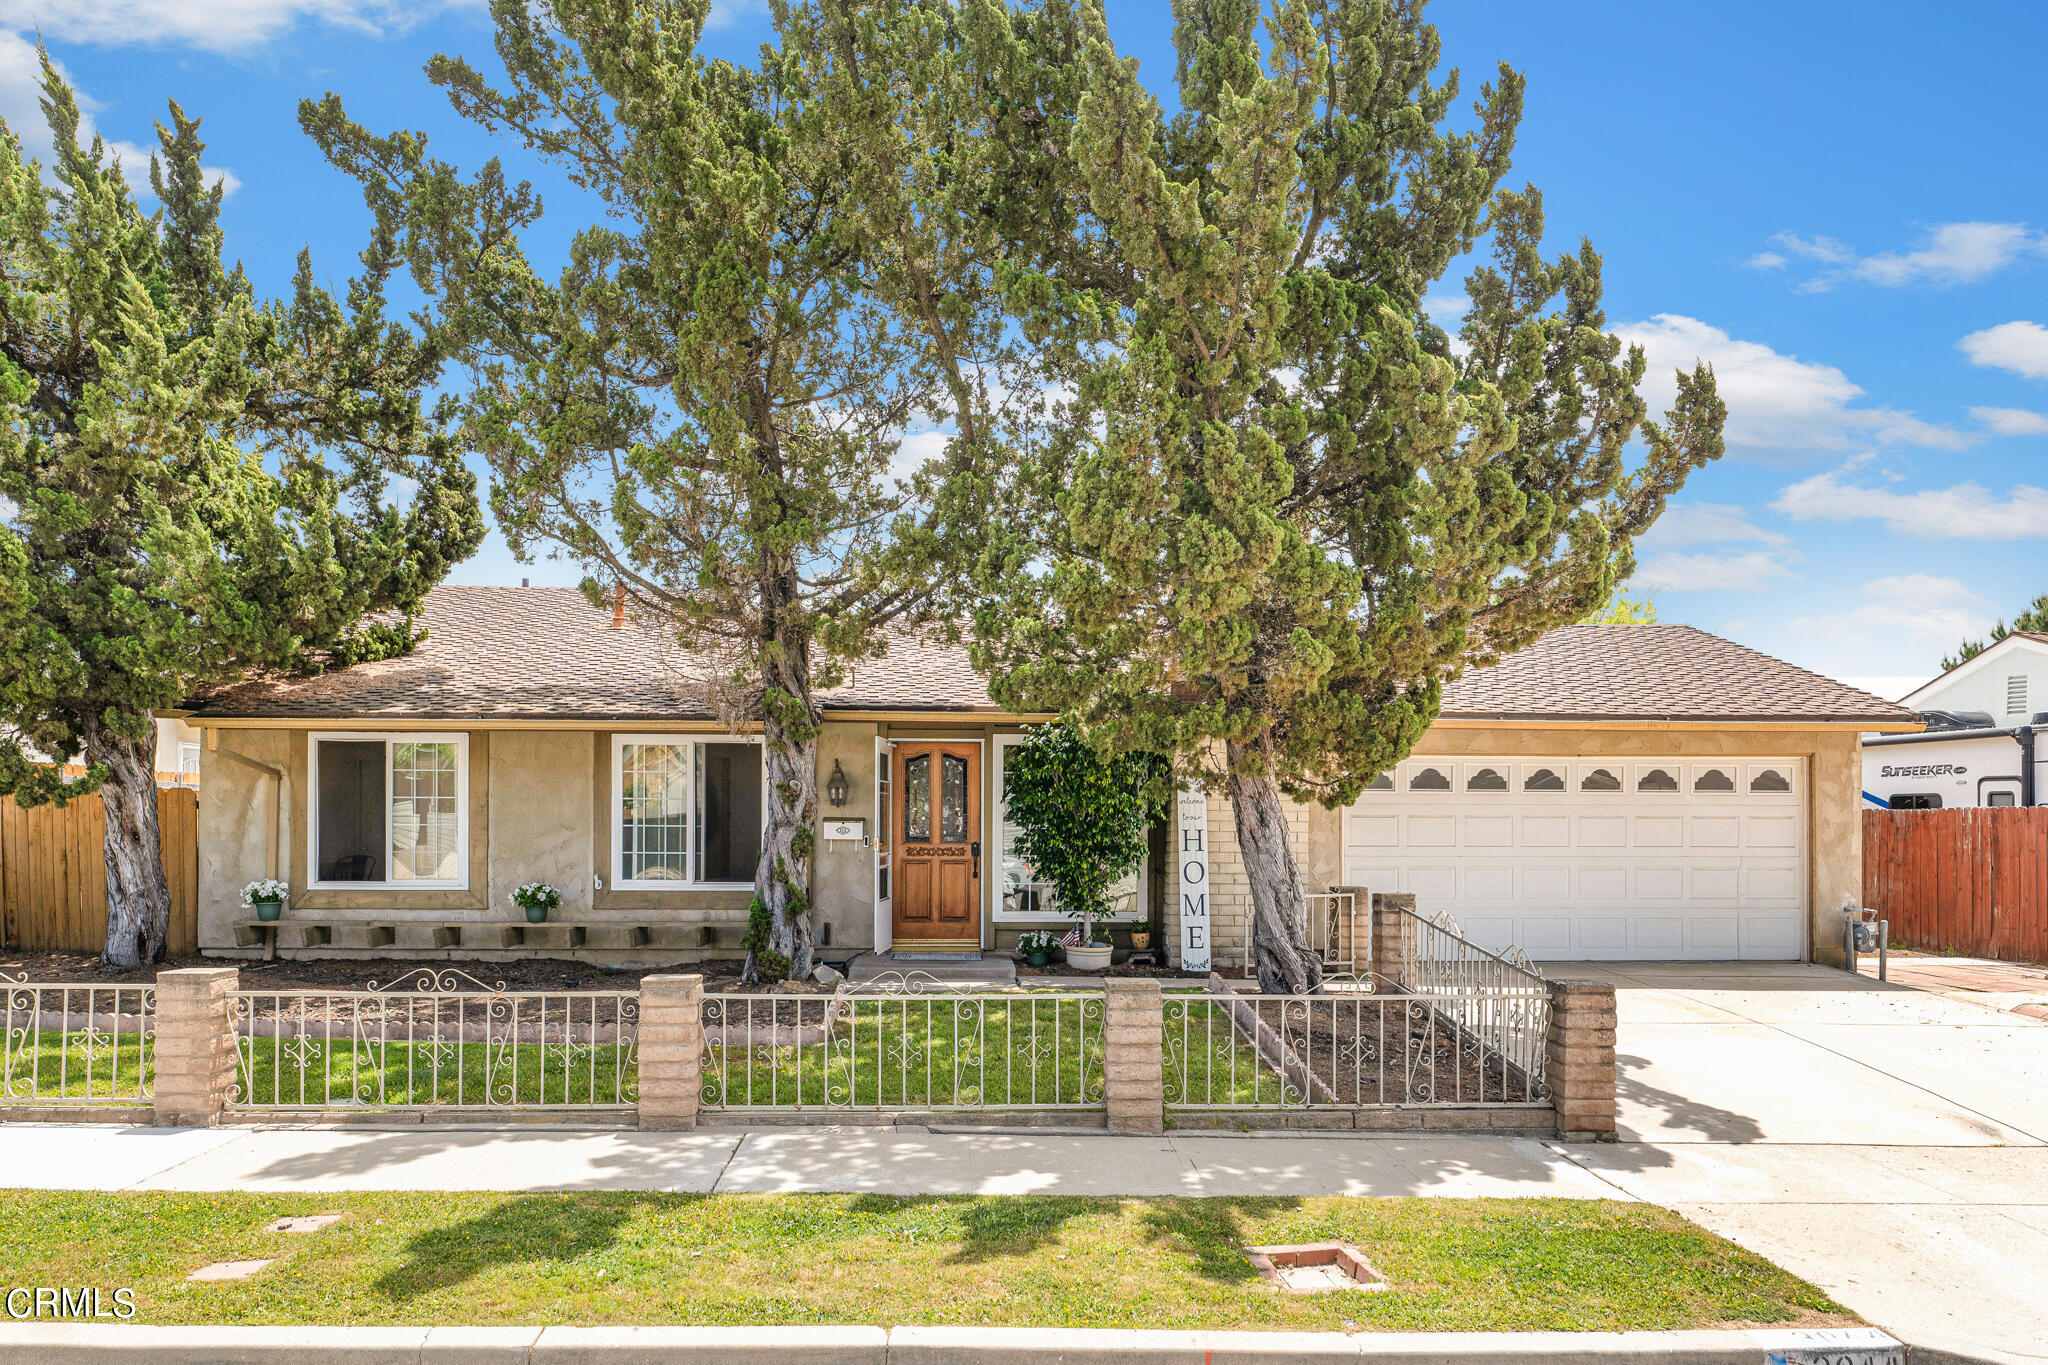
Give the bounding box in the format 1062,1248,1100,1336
189,585,996,720
1440,624,1914,723
188,589,1909,726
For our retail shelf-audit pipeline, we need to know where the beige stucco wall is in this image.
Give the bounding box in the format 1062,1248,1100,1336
1177,724,1866,968
197,729,293,952
490,731,594,919
814,719,880,951
200,726,783,953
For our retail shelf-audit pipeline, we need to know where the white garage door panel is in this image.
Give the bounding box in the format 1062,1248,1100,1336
1342,757,1805,961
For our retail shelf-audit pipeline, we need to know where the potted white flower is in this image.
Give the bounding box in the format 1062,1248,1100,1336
511,881,562,924
241,878,289,922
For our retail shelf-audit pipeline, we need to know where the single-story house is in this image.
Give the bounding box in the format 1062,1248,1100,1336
180,586,1917,968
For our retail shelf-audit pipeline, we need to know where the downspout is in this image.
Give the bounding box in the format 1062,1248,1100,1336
206,737,286,882
2022,726,2037,808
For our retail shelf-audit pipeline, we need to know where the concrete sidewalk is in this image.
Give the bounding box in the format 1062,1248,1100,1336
0,1122,1622,1199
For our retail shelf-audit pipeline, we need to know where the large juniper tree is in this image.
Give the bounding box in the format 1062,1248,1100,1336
975,0,1726,992
303,0,1041,980
0,56,484,965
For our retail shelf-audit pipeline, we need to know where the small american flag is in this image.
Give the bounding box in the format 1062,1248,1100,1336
1059,927,1083,947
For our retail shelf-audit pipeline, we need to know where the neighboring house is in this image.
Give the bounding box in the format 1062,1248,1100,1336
1900,632,2048,725
179,587,1915,968
44,717,202,788
1861,633,2048,809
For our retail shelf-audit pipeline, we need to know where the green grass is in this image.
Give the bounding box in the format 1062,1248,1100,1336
1,1030,154,1104
233,1036,636,1109
704,995,1101,1109
0,1191,1852,1331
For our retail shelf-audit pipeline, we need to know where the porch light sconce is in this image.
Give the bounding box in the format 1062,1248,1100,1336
826,759,850,808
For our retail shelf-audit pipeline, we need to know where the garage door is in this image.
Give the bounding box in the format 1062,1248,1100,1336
1342,757,1805,961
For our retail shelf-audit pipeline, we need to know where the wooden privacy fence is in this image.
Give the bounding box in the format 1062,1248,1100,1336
1863,807,2048,964
0,788,198,954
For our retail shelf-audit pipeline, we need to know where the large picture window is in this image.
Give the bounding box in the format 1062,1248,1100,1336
991,733,1143,923
613,736,764,889
310,734,468,888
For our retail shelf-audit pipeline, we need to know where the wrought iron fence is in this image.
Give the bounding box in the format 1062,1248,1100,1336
1394,905,1550,1100
1163,986,1548,1109
701,974,1104,1111
1229,890,1367,980
1,976,156,1106
230,970,638,1112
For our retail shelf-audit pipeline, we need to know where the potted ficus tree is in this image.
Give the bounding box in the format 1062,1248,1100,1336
1003,723,1158,973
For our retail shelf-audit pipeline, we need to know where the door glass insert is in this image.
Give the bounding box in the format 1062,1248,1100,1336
940,754,969,843
904,754,931,841
1693,768,1735,792
1581,767,1622,792
1638,767,1679,792
1409,767,1450,791
1466,767,1508,791
1750,768,1791,793
1524,767,1565,791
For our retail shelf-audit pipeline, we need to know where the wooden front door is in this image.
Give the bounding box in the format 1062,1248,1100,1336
891,742,981,945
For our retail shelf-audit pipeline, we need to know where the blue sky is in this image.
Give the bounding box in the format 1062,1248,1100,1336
8,0,2047,696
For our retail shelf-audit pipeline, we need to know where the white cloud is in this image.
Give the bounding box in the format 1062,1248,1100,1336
1971,405,2048,436
1789,575,1992,651
1632,549,1796,593
1959,320,2048,381
1627,501,1800,594
0,32,238,195
1636,501,1790,550
1773,457,2048,540
9,1,479,55
1619,313,1973,458
1752,223,2048,291
706,0,770,29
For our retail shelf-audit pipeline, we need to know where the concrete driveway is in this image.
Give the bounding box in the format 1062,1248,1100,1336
1550,961,2048,1363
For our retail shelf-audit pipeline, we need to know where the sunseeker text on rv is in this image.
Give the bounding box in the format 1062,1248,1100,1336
1879,763,1967,779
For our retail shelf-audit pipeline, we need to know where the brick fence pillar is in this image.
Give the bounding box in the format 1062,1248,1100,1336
637,974,704,1131
151,968,238,1127
1547,978,1618,1142
1369,892,1415,990
1102,979,1164,1134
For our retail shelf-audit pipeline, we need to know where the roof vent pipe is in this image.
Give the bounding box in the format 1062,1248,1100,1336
612,583,626,629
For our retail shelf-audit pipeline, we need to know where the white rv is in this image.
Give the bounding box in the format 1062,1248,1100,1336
1862,710,2047,809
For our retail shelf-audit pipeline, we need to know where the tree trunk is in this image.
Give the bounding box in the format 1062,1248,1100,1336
1224,735,1320,996
88,724,171,968
754,705,819,982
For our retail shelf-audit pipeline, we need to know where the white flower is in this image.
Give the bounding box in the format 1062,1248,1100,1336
240,879,289,906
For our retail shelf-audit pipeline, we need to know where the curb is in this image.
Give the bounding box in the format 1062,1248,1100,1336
0,1324,1905,1363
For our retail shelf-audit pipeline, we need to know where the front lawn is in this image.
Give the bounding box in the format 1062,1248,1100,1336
0,1191,1852,1332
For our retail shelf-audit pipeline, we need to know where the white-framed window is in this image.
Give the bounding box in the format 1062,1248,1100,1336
310,733,469,889
611,734,764,890
991,732,1145,922
177,742,201,785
